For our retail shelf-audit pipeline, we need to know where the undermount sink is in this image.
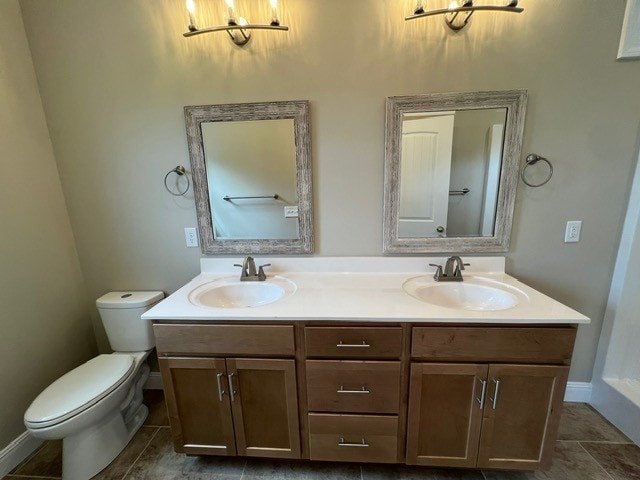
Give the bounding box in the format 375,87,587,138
403,276,527,311
189,276,296,309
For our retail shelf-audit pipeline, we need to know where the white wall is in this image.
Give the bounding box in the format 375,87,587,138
18,0,640,382
0,0,94,451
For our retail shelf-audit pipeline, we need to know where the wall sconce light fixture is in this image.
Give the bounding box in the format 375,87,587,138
183,0,288,46
406,0,524,31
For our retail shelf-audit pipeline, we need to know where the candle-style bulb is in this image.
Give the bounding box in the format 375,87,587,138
269,0,279,25
186,0,197,31
225,0,237,24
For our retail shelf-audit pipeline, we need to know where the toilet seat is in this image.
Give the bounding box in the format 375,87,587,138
25,354,135,429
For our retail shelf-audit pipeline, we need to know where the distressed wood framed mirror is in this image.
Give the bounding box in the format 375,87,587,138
383,90,527,254
185,100,313,254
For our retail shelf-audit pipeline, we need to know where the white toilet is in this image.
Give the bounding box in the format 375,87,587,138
24,291,164,480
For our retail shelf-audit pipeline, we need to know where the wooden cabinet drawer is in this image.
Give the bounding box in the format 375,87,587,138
306,361,401,414
153,324,295,356
305,327,402,359
308,413,398,463
411,327,576,364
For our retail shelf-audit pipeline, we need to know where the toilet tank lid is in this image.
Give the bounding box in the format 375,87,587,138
96,291,164,309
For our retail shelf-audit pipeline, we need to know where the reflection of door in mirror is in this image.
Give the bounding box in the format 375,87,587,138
446,109,506,237
202,119,299,240
398,108,507,239
399,112,455,238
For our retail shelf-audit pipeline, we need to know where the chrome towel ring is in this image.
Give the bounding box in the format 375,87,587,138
521,154,553,187
164,165,190,196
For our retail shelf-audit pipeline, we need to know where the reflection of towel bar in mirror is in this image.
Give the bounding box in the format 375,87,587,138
449,188,470,196
223,194,280,202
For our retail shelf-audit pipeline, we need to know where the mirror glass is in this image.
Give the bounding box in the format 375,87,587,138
185,101,313,254
384,90,527,253
202,119,298,240
398,108,507,238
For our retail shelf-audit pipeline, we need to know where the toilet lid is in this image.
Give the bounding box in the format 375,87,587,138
24,354,135,428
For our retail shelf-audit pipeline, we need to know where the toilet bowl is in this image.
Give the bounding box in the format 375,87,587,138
24,291,163,480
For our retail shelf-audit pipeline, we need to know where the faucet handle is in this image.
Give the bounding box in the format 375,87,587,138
257,263,271,281
429,263,444,281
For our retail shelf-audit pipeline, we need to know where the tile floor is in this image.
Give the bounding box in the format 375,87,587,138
5,391,640,480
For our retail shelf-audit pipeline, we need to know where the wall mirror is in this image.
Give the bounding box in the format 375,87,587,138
383,90,527,254
185,100,313,254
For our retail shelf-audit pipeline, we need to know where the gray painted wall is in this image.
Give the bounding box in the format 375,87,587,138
0,0,94,450
18,0,640,382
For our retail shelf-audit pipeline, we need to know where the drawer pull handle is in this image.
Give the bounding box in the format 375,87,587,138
476,378,487,410
216,373,226,401
336,341,370,348
228,373,237,402
337,386,370,394
490,379,500,410
338,437,369,447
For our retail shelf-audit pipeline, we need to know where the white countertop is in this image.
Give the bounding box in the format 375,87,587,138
142,257,589,324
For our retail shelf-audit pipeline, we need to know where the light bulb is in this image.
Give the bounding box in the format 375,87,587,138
186,0,196,29
225,0,237,23
269,0,279,24
448,1,459,10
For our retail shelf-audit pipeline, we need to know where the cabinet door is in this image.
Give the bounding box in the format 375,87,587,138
159,357,236,455
477,364,569,470
406,363,488,467
226,358,301,459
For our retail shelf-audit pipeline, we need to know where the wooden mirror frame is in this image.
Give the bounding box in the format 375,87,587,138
185,100,313,254
383,90,528,254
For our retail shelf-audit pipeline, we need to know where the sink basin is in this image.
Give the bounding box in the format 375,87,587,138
403,276,526,311
189,276,296,308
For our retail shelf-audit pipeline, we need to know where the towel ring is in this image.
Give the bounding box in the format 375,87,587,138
164,165,190,196
521,154,553,187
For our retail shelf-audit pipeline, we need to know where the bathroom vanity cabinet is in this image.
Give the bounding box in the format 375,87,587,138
154,324,300,458
153,321,576,471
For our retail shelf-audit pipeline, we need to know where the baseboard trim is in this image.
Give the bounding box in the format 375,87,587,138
144,371,164,390
564,381,593,403
0,431,42,478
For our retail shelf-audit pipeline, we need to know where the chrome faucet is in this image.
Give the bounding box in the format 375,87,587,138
429,256,470,282
234,256,271,281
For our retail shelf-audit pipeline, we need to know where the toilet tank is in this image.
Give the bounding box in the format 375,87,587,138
96,291,164,352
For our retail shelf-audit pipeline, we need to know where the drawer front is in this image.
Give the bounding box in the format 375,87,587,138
308,413,398,463
411,327,577,364
306,361,401,414
305,327,403,359
153,324,295,356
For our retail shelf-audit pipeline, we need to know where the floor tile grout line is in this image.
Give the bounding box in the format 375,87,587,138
239,459,247,480
359,465,363,480
118,426,162,480
577,441,616,480
9,442,48,476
